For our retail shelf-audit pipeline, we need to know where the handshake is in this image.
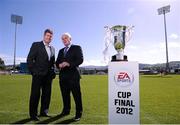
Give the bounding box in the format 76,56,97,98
59,62,70,69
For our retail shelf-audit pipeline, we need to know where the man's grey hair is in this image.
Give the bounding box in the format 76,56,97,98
62,32,72,39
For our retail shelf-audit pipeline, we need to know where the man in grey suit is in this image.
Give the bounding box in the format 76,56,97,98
27,29,56,121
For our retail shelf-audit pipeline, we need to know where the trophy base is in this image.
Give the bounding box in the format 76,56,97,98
111,55,128,62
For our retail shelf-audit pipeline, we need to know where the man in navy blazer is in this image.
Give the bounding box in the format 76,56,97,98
27,29,56,121
56,32,83,121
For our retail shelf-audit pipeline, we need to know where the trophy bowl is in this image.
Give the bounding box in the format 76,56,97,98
103,25,133,62
111,25,127,61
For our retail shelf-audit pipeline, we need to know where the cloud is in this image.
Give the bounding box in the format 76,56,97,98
1,40,179,66
0,54,26,65
0,53,107,66
159,41,180,49
169,41,180,48
127,40,180,64
169,33,178,39
81,59,107,66
127,45,138,49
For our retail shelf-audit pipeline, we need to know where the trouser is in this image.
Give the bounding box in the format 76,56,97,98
60,78,83,113
29,74,52,117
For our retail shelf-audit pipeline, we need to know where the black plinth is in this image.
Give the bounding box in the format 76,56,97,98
111,55,128,62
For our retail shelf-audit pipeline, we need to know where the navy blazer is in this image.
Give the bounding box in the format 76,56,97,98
27,41,55,76
56,45,83,80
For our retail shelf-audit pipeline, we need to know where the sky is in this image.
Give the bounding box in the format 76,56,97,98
0,0,180,66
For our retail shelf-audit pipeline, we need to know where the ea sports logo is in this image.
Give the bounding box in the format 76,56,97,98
114,71,134,87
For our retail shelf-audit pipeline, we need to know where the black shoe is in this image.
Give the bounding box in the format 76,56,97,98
30,116,40,121
59,111,70,117
39,113,51,117
74,112,82,121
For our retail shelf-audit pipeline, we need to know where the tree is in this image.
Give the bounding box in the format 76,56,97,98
0,57,5,70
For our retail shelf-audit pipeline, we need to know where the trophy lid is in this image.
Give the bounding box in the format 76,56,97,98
111,25,127,31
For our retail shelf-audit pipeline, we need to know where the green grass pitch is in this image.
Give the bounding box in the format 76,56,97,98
0,74,180,124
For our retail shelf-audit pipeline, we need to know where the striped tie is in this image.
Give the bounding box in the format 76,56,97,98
64,47,68,57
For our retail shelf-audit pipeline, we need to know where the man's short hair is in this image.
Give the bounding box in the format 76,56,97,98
44,29,53,35
62,32,72,39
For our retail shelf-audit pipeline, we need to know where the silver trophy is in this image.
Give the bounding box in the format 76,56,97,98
104,25,134,61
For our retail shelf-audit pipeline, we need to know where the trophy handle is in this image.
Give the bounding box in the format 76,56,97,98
125,26,134,43
103,26,113,62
